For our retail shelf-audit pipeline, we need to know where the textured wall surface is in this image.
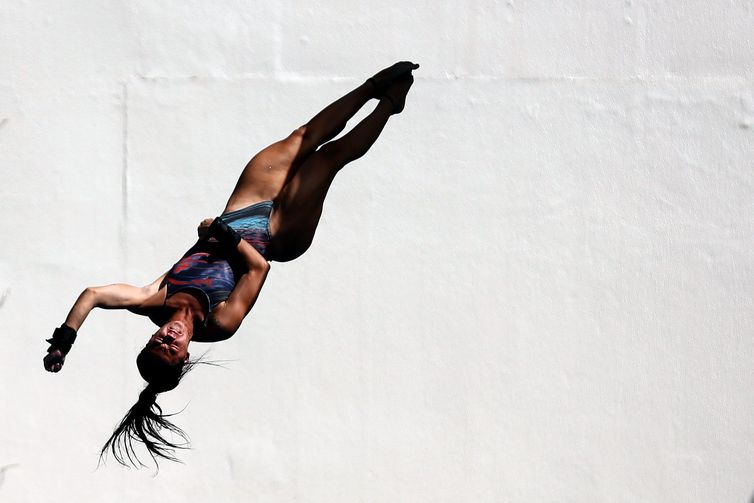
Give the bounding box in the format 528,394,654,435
2,1,754,502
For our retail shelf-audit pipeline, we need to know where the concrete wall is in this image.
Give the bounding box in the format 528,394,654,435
2,1,753,501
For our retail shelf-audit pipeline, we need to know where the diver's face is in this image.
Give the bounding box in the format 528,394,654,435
146,320,190,365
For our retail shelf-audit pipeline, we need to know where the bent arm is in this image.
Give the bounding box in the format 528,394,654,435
62,272,167,331
208,239,270,338
64,283,157,330
44,272,167,372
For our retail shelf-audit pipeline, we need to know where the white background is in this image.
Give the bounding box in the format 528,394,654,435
1,1,754,502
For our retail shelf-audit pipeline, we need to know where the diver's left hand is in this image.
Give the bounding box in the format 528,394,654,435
43,349,66,373
197,218,213,239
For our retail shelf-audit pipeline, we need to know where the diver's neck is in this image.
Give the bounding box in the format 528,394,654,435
167,308,196,342
164,292,206,338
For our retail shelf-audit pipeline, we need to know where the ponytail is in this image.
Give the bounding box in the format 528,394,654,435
99,381,189,468
100,351,195,468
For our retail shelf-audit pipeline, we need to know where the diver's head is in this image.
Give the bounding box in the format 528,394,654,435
143,320,191,368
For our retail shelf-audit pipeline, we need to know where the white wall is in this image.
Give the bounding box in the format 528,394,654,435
2,1,754,501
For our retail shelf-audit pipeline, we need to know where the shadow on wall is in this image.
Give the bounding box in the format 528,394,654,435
0,464,19,491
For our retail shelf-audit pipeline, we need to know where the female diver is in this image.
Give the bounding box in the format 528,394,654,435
42,61,419,467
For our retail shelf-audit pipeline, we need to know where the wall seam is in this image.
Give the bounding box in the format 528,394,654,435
121,82,129,272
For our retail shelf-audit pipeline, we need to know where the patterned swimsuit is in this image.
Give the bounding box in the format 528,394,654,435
164,200,273,311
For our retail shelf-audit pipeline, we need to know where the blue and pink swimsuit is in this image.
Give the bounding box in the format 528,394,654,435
164,200,273,311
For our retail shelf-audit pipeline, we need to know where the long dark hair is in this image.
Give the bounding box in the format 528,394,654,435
99,350,195,468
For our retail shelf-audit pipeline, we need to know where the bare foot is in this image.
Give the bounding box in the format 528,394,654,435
368,61,419,97
382,74,414,114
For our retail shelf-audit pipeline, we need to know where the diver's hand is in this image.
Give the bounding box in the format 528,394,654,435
197,218,214,240
44,323,77,373
43,349,66,373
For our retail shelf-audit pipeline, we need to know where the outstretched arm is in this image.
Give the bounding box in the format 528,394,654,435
43,273,167,372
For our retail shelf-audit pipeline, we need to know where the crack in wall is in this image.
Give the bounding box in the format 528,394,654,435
121,83,129,271
0,289,9,309
123,73,754,87
0,464,19,491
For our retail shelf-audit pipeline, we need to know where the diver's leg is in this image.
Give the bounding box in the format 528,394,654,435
222,84,374,213
294,83,374,159
222,129,304,213
266,76,414,262
296,62,418,159
223,64,417,213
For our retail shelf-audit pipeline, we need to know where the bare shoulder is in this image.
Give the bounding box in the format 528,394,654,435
127,283,168,316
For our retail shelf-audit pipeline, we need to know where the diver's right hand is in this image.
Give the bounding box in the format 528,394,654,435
197,218,214,240
43,349,66,373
